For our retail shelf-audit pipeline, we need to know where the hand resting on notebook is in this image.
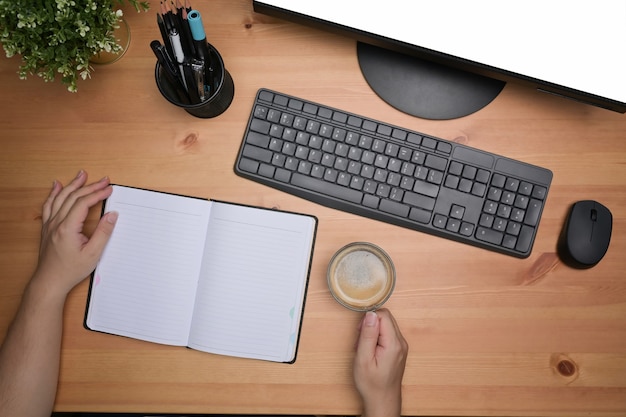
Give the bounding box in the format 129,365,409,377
0,170,117,417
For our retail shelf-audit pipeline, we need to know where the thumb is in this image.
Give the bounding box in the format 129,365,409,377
356,311,380,358
87,211,118,255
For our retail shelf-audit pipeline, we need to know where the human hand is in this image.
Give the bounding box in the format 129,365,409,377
33,170,117,299
353,308,408,417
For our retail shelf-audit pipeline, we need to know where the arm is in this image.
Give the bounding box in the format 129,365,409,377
0,171,117,417
353,309,409,417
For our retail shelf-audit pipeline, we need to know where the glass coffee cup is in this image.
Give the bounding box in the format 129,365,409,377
327,242,395,311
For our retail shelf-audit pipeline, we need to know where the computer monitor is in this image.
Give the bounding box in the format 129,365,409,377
253,0,626,120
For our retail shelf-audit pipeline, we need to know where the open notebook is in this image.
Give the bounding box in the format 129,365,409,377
85,185,317,363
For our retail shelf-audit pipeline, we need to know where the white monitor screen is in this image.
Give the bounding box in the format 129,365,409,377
255,0,626,108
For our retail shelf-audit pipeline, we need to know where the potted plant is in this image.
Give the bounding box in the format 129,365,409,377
0,0,149,92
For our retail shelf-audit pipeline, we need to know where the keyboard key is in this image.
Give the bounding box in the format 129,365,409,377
524,199,542,226
380,199,410,217
425,154,447,171
303,103,317,114
437,141,452,154
291,173,363,204
422,137,437,149
433,214,447,228
288,99,303,110
446,218,461,233
238,158,259,173
505,177,520,192
403,191,435,211
273,94,288,106
449,161,463,176
407,133,422,145
259,164,275,178
450,205,465,219
502,235,517,249
462,165,477,179
318,107,333,119
413,180,439,198
409,208,431,224
332,112,348,123
476,169,490,183
491,173,506,188
476,227,503,245
247,131,270,148
242,145,272,163
274,168,291,183
392,129,407,140
532,186,547,200
254,105,268,119
250,119,271,134
347,116,362,127
515,225,534,253
258,91,273,102
363,194,380,208
460,222,474,236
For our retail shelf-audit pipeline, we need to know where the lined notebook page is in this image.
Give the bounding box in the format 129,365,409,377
86,186,211,346
187,202,316,362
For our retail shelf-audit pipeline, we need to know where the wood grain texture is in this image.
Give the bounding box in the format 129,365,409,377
0,1,625,415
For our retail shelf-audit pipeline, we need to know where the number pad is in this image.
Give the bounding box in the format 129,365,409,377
476,173,547,252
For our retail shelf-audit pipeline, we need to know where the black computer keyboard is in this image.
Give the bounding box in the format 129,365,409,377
235,89,553,258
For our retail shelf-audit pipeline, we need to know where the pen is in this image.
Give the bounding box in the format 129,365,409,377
168,28,187,90
150,40,191,104
182,62,201,103
187,10,215,92
187,10,210,63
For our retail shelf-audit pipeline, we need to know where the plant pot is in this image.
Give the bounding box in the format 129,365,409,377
90,17,131,65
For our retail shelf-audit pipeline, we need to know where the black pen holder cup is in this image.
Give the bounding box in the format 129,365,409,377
155,43,234,118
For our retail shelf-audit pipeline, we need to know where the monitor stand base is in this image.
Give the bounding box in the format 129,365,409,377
357,42,506,120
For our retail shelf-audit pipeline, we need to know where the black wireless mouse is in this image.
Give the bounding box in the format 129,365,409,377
558,200,612,268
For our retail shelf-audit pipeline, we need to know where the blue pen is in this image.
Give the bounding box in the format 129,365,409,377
187,10,215,92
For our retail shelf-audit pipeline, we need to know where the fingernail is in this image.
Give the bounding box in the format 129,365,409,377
75,169,85,179
106,211,118,224
364,311,378,327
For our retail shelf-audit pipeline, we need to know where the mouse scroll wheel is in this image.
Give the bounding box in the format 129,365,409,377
591,208,598,221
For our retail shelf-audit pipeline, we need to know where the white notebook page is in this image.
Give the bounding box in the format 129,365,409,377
86,186,211,345
187,202,316,362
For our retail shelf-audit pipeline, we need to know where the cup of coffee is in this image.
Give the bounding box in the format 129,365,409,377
327,242,395,311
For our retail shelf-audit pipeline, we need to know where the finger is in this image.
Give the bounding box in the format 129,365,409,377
355,311,380,359
84,210,118,258
56,176,110,225
42,180,62,224
63,182,113,232
354,314,367,351
50,170,88,217
376,309,408,352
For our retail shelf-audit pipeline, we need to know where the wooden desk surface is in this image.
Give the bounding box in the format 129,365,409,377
1,1,625,415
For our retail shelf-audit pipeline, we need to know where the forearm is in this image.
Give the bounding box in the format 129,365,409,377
0,275,67,417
